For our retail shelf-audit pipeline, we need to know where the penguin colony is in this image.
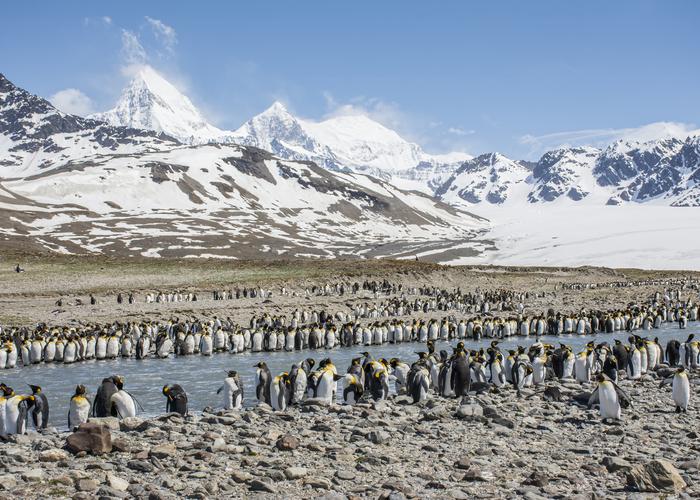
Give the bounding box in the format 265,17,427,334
0,326,697,434
1,284,697,372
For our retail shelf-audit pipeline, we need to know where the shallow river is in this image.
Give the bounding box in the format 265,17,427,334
1,322,697,429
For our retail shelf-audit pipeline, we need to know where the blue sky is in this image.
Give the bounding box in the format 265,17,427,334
1,1,698,159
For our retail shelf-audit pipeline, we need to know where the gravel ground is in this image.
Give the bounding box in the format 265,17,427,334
0,370,698,499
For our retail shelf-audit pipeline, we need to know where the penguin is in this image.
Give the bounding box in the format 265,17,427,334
270,373,290,411
4,392,33,435
368,364,390,400
109,377,138,419
602,355,618,382
314,359,337,403
661,366,691,413
162,384,188,416
254,361,272,405
0,383,15,434
92,376,119,417
287,364,307,405
588,374,627,420
389,358,410,394
28,384,49,430
68,385,91,430
512,360,534,394
217,371,244,410
450,350,471,398
333,373,364,404
406,362,431,403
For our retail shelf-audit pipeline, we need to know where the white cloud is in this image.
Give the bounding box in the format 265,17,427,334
121,29,147,65
520,121,700,158
102,16,112,25
49,88,95,116
322,91,407,132
447,127,475,136
145,16,177,53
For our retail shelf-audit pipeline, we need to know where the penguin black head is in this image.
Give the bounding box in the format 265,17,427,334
227,370,238,378
114,376,125,390
360,351,370,358
74,384,86,396
28,384,41,394
415,351,428,360
0,384,13,397
255,361,267,369
595,373,607,383
305,358,315,369
677,366,686,374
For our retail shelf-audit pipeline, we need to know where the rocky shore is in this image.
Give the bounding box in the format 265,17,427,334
0,373,698,499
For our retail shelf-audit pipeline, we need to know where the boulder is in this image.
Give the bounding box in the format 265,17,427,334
626,459,687,493
284,467,308,480
276,434,300,451
66,422,112,455
39,448,69,462
87,417,120,431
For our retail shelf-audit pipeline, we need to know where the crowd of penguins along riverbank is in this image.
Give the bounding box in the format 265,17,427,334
0,321,698,436
1,284,698,371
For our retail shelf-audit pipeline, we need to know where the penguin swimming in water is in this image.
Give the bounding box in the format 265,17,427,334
92,376,119,417
254,361,272,405
28,384,49,430
218,370,244,410
162,384,188,416
68,385,91,430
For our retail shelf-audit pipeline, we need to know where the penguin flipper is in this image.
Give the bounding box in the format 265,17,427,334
611,382,633,409
123,390,144,412
216,386,223,395
587,387,599,408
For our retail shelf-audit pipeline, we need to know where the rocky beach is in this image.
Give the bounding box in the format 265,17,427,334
1,370,697,499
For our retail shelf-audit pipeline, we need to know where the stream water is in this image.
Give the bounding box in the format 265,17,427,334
1,322,696,429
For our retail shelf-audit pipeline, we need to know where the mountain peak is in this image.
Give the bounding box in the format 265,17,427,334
91,65,224,144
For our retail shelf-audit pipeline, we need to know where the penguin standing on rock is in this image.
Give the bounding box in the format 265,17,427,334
110,376,139,419
69,385,91,430
270,373,290,411
162,384,188,416
28,385,49,430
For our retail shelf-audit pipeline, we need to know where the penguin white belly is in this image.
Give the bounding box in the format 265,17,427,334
673,374,690,410
183,336,195,355
30,344,43,364
316,372,334,403
4,396,25,435
111,391,137,418
69,397,90,429
285,333,294,351
63,343,77,363
293,373,307,403
96,339,107,359
574,356,589,383
201,336,213,355
0,350,6,369
158,339,172,358
252,334,262,352
6,349,17,368
106,339,119,358
270,381,286,411
0,399,6,434
598,382,621,419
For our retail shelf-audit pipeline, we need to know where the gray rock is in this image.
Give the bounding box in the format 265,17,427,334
627,459,687,493
304,477,332,489
88,417,120,431
602,456,632,473
284,467,308,480
276,434,300,451
66,422,112,455
455,404,484,419
107,474,130,492
21,469,44,482
76,478,98,491
249,479,276,493
367,430,389,444
39,448,69,462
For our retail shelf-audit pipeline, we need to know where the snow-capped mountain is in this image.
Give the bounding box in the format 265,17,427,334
89,67,470,192
90,66,226,144
435,153,531,205
0,72,487,260
437,137,700,207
